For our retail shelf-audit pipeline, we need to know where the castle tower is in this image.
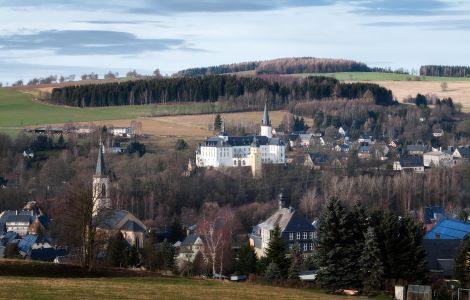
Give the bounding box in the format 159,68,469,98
93,138,111,215
260,101,272,138
249,136,262,179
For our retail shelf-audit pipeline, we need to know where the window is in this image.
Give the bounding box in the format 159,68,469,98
309,232,314,239
101,183,106,197
303,232,307,239
233,160,237,166
303,243,308,251
289,233,293,240
310,243,314,251
289,244,293,251
296,232,300,240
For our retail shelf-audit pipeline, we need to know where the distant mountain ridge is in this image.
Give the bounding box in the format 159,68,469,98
173,57,371,77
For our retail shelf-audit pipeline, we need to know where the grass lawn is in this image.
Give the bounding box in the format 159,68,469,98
0,88,219,129
0,276,391,300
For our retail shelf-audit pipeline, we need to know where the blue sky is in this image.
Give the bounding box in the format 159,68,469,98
0,0,469,83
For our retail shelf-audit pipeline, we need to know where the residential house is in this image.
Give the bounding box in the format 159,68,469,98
433,129,444,137
177,234,205,265
110,127,134,138
424,219,470,240
338,126,348,136
423,206,446,231
334,143,350,153
389,140,400,148
299,133,313,147
22,149,34,159
288,134,300,148
407,144,429,156
358,145,371,159
250,193,315,257
423,151,453,168
358,134,373,144
304,153,328,170
453,145,470,165
393,156,424,173
0,212,33,237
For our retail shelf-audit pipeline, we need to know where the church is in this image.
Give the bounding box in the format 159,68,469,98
195,103,286,172
92,140,147,248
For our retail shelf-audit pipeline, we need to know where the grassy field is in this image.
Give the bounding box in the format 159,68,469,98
0,88,220,129
289,72,470,82
0,276,389,300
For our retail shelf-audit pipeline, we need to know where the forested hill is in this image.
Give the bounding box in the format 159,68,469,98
420,65,470,77
174,57,370,76
50,75,395,107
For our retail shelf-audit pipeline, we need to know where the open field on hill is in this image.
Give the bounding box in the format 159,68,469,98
0,88,220,130
0,276,388,300
289,72,470,82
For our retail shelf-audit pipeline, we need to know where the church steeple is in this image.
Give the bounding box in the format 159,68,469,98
262,101,271,126
260,101,273,138
93,137,111,215
95,137,106,176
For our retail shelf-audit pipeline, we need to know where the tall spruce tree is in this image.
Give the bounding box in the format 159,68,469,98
236,242,258,275
360,227,384,292
288,243,303,280
107,231,128,267
314,197,356,290
455,237,470,286
265,225,289,278
214,114,222,131
349,201,369,288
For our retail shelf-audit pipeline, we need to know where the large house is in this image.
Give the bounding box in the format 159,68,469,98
0,202,49,237
195,103,285,168
92,140,147,248
423,151,453,168
250,193,315,257
176,234,205,266
453,145,470,165
393,156,424,173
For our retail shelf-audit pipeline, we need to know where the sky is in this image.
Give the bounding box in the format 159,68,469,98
0,0,470,83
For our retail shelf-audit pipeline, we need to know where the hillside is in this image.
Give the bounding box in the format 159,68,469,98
174,57,370,76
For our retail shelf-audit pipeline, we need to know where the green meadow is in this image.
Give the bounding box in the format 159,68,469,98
296,72,470,81
0,88,219,132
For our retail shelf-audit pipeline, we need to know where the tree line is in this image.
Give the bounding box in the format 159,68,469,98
420,65,470,77
50,75,395,108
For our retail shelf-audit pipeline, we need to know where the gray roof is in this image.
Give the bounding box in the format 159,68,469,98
257,207,314,233
95,140,106,176
203,135,284,147
456,146,470,158
6,214,32,224
359,145,370,153
181,234,201,247
423,239,461,276
120,220,145,232
400,155,423,167
262,102,271,126
308,152,327,165
94,209,129,229
407,144,428,152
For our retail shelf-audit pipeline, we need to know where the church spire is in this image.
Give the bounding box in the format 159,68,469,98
262,101,271,126
95,137,106,176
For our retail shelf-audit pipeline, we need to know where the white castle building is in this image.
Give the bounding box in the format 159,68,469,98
195,103,285,169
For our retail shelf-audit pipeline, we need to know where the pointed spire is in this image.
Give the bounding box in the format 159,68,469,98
95,137,106,176
262,101,271,126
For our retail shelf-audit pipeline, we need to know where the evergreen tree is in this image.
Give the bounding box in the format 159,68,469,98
168,218,185,243
348,201,369,287
107,231,128,267
214,114,222,131
265,262,281,282
265,225,289,278
127,245,140,267
192,251,206,276
235,242,258,275
314,197,356,290
288,243,303,280
455,237,470,286
360,227,384,292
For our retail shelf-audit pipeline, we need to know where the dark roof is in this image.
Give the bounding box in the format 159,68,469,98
283,211,316,233
407,144,428,152
423,239,461,276
400,156,423,167
18,234,50,254
424,206,446,224
120,220,145,232
425,219,470,239
262,102,271,126
359,145,370,153
1,231,19,244
95,140,107,176
181,234,201,247
456,146,470,158
94,209,128,229
30,247,58,261
6,214,32,224
308,153,327,165
203,135,284,147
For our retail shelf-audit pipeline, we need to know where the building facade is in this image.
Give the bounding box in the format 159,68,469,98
196,103,285,168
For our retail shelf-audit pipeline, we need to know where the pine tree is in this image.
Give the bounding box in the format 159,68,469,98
288,243,303,280
107,231,128,267
348,201,369,287
236,242,258,275
360,227,384,292
455,237,470,286
192,251,206,276
265,262,281,282
265,225,289,278
127,245,140,267
214,114,222,131
314,197,356,290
